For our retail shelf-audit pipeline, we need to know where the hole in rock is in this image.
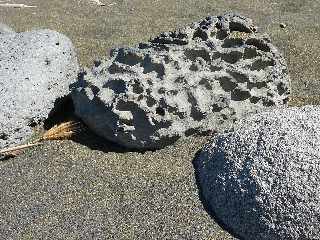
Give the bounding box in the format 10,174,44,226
199,78,213,90
27,119,38,128
189,64,199,71
44,58,50,65
210,65,222,72
247,81,267,89
185,128,198,137
229,21,253,33
221,51,242,64
156,107,165,116
150,31,188,45
146,97,157,107
132,80,144,94
94,60,101,67
190,105,206,122
250,59,275,71
246,38,270,52
218,76,237,92
193,29,208,41
199,18,213,30
167,90,178,96
262,98,275,107
187,93,205,121
142,56,165,78
174,76,187,84
102,79,126,94
0,132,8,140
283,97,289,105
222,38,244,48
115,49,143,66
216,30,228,40
158,87,166,94
231,88,251,101
243,47,260,59
108,63,134,74
277,82,288,95
227,70,249,83
184,49,211,62
137,95,144,101
250,96,260,103
211,104,223,112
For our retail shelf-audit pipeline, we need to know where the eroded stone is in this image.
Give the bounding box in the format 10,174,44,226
71,13,290,149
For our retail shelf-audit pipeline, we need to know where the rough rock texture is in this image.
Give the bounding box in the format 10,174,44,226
195,106,320,240
72,12,290,149
0,29,79,148
0,23,15,34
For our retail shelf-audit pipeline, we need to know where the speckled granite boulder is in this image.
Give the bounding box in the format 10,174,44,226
71,12,290,149
0,23,15,34
195,106,320,240
0,29,79,148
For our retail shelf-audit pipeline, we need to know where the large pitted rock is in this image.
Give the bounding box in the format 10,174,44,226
71,13,290,149
195,106,320,240
0,29,78,148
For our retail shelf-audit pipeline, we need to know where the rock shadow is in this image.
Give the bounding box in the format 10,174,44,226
0,155,13,161
192,149,244,240
44,95,161,154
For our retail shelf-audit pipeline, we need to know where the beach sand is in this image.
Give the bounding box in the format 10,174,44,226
0,0,319,239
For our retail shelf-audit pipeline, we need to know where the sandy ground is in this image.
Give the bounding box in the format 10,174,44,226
0,0,320,239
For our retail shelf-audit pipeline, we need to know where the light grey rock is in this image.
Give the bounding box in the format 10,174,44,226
71,12,290,149
195,106,320,240
0,23,15,34
0,29,79,149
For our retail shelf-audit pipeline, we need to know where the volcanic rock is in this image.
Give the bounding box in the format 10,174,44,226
195,106,320,240
71,12,290,149
0,29,78,148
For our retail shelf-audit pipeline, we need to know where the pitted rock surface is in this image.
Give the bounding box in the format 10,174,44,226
72,12,290,149
0,29,78,149
195,106,320,240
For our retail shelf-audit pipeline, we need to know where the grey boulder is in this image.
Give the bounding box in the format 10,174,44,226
71,12,290,149
0,29,79,149
195,106,320,240
0,23,15,34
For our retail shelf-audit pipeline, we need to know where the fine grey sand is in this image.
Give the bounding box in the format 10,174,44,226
0,0,320,239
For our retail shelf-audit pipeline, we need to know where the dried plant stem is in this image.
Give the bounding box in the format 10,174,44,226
0,120,84,158
0,3,37,8
90,0,105,6
0,142,42,155
36,121,83,142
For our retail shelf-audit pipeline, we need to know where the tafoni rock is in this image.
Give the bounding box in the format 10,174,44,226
195,106,320,240
71,12,290,149
0,29,79,149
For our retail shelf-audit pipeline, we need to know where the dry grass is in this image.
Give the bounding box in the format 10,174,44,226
35,121,83,142
0,120,84,158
